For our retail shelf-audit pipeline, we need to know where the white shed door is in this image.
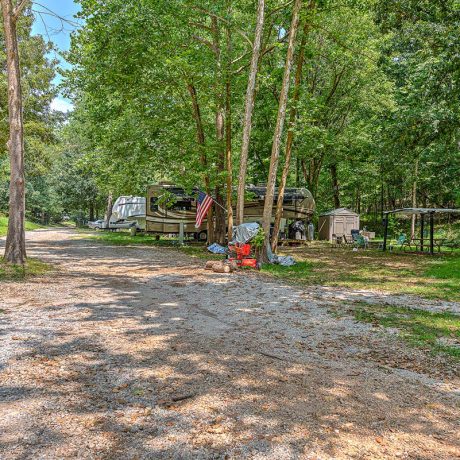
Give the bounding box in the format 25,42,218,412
334,217,345,235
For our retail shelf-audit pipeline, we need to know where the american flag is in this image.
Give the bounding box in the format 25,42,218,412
195,191,213,228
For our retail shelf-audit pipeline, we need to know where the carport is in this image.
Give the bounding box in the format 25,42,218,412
382,208,460,254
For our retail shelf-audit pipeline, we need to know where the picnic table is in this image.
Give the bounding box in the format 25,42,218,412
403,238,447,252
410,238,446,253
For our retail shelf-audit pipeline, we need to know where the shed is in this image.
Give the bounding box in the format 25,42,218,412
318,208,360,241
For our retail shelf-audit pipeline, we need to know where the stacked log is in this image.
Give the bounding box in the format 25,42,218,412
204,260,236,273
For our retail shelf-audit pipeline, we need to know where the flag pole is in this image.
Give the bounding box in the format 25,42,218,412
195,189,227,214
212,198,228,213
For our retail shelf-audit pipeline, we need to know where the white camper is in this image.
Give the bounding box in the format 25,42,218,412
111,196,146,229
89,196,146,230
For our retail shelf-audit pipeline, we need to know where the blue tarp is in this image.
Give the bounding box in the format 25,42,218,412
207,243,227,254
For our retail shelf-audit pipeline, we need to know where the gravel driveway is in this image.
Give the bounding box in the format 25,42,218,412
0,229,459,459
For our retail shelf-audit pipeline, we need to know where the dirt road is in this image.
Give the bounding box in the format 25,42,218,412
0,229,459,459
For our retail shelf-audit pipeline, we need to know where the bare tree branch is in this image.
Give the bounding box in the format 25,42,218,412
191,5,253,48
189,21,213,33
232,50,250,65
32,2,81,28
267,0,294,16
192,34,217,53
12,0,30,21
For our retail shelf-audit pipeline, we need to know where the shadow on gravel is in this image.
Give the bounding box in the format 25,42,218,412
1,232,459,459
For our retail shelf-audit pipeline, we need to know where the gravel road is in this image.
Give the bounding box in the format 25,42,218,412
0,229,459,459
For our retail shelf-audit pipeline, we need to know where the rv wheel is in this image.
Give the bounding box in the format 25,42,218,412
197,230,207,241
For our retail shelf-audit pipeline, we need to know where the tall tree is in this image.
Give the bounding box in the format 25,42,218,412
271,14,312,250
235,0,265,225
224,0,233,241
1,0,30,264
261,0,302,257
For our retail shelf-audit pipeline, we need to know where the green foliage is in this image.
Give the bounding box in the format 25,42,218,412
156,190,178,209
2,0,458,232
63,0,460,233
252,227,266,248
1,10,60,221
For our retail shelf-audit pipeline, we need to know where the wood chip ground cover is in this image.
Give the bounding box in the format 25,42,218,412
0,229,459,459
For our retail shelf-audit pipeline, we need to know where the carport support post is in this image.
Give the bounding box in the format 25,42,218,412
420,213,424,252
429,212,434,255
383,214,389,251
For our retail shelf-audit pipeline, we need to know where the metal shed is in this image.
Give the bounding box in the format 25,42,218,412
318,208,360,241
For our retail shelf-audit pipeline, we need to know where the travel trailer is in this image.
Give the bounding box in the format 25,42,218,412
145,184,315,239
111,195,146,230
89,196,146,230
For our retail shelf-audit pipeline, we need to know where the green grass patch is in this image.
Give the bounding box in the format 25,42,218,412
352,303,460,359
0,258,51,281
86,231,223,260
261,261,315,280
425,256,460,280
0,215,44,237
260,245,460,302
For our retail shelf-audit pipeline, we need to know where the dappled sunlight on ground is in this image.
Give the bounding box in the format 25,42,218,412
273,245,460,302
0,229,459,459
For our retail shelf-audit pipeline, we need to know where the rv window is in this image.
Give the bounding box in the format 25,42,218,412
150,197,158,212
171,200,192,211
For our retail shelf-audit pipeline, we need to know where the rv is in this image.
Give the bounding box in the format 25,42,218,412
145,184,315,240
89,196,146,230
111,196,146,230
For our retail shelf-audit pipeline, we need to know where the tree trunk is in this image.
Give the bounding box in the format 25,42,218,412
356,187,361,214
187,83,214,243
214,108,226,244
2,0,28,264
235,0,265,225
261,0,302,259
271,18,310,251
211,16,226,245
89,201,95,222
330,163,340,208
304,157,323,199
105,192,113,228
225,4,234,241
411,157,419,239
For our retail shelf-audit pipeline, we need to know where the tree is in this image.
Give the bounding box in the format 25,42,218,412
235,0,265,225
1,0,30,264
261,0,302,258
271,10,313,250
62,0,460,245
224,0,233,241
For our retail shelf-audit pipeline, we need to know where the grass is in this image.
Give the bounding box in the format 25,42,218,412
262,261,314,279
0,215,44,237
351,303,460,359
0,215,52,281
0,258,51,281
261,245,460,302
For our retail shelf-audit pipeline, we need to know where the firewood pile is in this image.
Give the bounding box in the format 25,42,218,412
204,260,238,273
